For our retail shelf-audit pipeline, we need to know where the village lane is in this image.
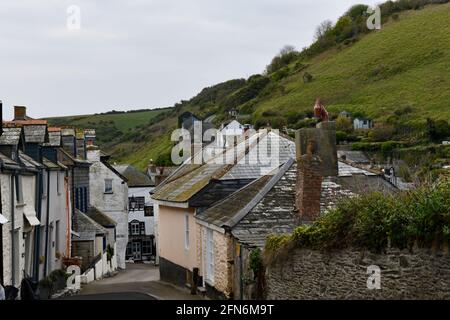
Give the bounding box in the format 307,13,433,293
63,263,205,300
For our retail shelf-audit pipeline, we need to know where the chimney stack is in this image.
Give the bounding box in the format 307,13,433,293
295,121,338,224
14,106,27,120
296,139,323,224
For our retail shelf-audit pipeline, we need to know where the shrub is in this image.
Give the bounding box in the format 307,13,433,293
381,141,401,158
266,177,450,260
303,72,314,83
368,124,395,142
336,115,353,134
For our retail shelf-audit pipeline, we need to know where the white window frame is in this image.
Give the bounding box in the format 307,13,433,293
131,222,140,236
205,228,214,283
184,214,190,250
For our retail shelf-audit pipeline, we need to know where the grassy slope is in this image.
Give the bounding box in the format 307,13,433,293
255,4,450,122
47,109,168,132
47,4,450,170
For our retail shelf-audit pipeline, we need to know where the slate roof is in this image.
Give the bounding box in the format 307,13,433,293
86,207,117,228
0,152,20,169
152,130,295,203
18,151,44,169
42,157,60,170
199,159,396,249
43,130,62,147
0,128,22,146
337,150,370,164
114,164,152,187
22,125,48,143
74,210,108,241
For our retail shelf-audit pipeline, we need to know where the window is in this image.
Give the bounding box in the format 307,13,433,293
144,206,154,217
142,240,152,255
184,214,190,249
75,187,88,213
126,242,132,256
104,179,113,194
56,171,61,195
129,196,145,211
205,229,214,283
130,222,140,236
42,172,48,198
140,222,145,235
55,221,60,257
15,175,24,204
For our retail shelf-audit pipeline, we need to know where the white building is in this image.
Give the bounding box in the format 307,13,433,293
86,146,129,269
353,118,374,130
114,165,155,262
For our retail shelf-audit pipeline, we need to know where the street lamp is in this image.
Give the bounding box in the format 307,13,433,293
130,196,137,211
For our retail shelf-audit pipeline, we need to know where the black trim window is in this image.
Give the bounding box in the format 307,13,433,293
129,197,145,211
142,240,152,255
144,206,154,217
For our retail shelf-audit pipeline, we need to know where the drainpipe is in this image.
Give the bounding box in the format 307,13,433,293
10,174,15,286
65,176,71,257
43,170,51,277
33,169,43,282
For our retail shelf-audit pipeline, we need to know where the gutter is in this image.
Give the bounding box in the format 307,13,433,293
43,170,51,277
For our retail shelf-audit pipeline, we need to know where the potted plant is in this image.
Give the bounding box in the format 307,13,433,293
49,269,67,291
38,277,53,300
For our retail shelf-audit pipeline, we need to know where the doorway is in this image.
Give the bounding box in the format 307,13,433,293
132,242,141,260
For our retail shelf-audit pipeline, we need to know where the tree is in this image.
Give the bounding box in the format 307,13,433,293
314,20,333,40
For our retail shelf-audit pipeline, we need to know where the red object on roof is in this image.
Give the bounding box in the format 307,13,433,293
313,98,329,122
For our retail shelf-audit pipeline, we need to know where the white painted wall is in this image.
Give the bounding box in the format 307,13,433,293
39,169,70,279
87,150,128,269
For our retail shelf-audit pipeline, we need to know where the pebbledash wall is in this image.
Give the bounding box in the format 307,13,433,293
266,248,450,300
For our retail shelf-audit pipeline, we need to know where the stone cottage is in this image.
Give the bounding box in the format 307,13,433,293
152,129,296,298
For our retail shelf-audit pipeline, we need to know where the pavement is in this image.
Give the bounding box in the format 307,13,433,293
63,263,204,300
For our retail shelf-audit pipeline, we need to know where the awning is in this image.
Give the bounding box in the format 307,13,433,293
23,207,40,226
0,214,8,225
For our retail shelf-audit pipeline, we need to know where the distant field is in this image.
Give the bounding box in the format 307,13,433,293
47,109,169,132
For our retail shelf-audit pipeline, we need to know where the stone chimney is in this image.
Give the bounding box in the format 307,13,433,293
295,139,323,224
14,106,27,120
295,121,338,224
295,121,338,177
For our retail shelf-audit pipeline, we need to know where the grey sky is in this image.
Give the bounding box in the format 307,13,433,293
0,0,379,119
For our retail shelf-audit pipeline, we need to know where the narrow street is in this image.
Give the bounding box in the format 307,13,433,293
63,263,204,300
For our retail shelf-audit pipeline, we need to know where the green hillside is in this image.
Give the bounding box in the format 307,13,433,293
47,2,450,170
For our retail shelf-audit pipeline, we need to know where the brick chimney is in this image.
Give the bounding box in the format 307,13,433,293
295,121,338,224
14,106,27,120
295,139,323,224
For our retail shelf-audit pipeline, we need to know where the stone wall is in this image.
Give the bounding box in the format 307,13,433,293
213,231,233,298
266,248,450,300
